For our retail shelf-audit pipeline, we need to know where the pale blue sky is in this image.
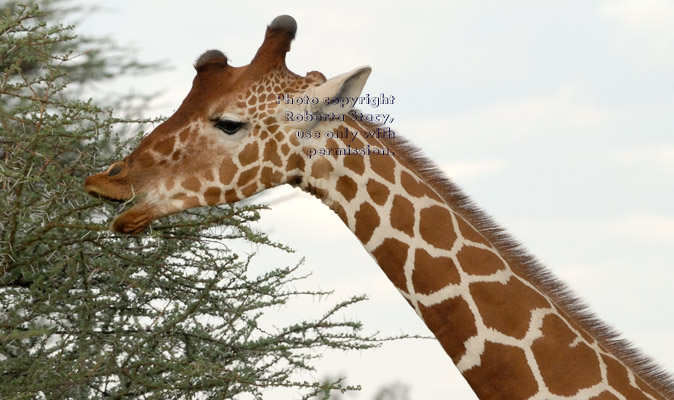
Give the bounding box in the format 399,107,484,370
75,1,674,398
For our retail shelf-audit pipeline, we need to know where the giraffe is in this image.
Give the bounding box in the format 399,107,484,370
84,15,674,400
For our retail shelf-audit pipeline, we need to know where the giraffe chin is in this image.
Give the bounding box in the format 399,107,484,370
111,204,156,235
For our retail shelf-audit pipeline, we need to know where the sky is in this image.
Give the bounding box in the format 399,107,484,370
74,1,674,398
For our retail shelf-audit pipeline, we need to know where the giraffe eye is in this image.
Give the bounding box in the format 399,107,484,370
214,119,245,135
107,164,123,177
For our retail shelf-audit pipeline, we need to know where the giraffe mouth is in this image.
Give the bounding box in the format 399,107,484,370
84,174,134,202
86,188,127,206
84,175,153,234
110,202,155,235
93,192,155,235
88,189,150,234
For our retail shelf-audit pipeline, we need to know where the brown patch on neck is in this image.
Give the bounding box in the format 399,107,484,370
455,217,489,246
463,342,539,399
181,177,201,192
371,238,409,291
336,175,358,202
204,186,222,206
457,246,506,276
470,277,550,339
366,179,389,206
419,297,476,363
400,171,425,197
260,166,283,186
390,195,415,237
310,158,333,180
343,154,365,175
418,206,457,251
286,153,305,172
354,202,379,244
602,355,656,400
369,154,396,183
412,249,460,294
532,314,602,396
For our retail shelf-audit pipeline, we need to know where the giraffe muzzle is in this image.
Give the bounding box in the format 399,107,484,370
83,172,134,202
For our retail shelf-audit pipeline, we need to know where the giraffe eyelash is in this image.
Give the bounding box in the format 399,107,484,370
212,118,246,135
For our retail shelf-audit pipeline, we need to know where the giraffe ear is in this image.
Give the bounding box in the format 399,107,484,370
309,66,372,115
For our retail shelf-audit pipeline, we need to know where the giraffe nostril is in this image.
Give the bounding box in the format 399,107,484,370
108,164,123,177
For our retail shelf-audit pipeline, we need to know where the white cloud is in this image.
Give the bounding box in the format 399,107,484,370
613,214,674,244
600,0,674,68
512,214,674,250
405,85,613,143
441,160,505,180
600,0,674,36
467,85,612,138
608,145,674,169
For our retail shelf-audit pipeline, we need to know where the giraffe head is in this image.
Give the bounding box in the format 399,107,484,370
84,15,371,233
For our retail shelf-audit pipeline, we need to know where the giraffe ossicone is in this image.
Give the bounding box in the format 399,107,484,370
84,15,674,400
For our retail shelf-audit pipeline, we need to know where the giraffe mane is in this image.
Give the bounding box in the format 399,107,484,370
353,116,674,398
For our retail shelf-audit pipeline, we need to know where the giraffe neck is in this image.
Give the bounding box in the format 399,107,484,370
292,117,670,400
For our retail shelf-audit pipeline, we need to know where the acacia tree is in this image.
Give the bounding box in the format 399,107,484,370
0,3,385,398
